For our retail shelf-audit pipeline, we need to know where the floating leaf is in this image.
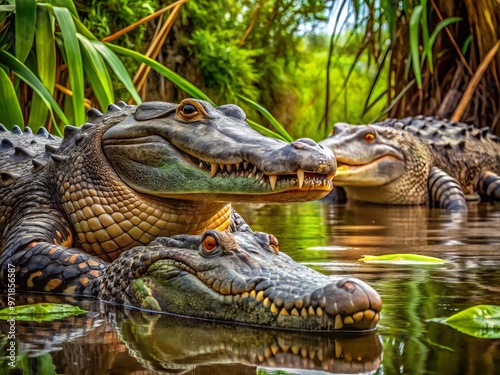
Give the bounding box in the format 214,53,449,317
0,303,87,322
359,253,446,264
433,305,500,339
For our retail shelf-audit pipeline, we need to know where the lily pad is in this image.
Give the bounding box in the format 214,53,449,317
0,303,87,322
359,253,446,264
432,305,500,339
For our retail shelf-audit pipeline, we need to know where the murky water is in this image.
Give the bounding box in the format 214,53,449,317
2,200,500,374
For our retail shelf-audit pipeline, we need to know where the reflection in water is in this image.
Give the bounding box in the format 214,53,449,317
2,200,500,374
0,294,381,374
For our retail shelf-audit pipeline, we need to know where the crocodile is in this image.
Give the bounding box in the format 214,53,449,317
0,99,336,295
319,116,500,210
95,229,382,331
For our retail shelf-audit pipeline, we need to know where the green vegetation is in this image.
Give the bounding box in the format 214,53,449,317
1,1,497,140
0,303,86,321
432,305,500,339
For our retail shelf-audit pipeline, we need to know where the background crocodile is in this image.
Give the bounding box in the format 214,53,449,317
319,116,500,210
0,99,336,295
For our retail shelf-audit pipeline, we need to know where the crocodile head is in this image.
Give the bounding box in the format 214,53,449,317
99,230,382,332
319,123,431,204
102,99,336,203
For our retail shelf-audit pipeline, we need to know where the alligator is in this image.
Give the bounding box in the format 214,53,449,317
95,229,382,331
0,99,336,296
319,116,500,210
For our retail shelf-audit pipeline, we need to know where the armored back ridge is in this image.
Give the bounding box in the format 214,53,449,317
319,116,500,210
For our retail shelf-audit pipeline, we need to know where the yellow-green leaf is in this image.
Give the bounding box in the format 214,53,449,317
0,48,67,134
409,5,423,89
106,42,212,104
53,6,85,126
27,5,56,131
77,34,114,110
90,41,142,104
359,253,446,264
432,305,500,339
0,303,87,322
0,67,24,128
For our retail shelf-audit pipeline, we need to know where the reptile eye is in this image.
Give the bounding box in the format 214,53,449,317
202,235,218,252
181,104,196,114
179,103,198,117
364,133,375,143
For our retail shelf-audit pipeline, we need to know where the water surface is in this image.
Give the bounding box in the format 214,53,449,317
2,200,500,374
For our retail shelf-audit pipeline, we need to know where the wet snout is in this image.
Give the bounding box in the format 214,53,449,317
321,277,382,331
256,138,337,175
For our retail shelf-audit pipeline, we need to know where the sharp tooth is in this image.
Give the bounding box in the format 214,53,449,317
219,164,225,172
243,162,248,169
269,175,278,190
327,174,335,181
210,164,218,178
199,161,203,168
225,164,231,172
235,162,241,170
252,165,257,173
297,169,304,188
334,314,343,329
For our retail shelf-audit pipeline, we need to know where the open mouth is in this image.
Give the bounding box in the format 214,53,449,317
335,155,401,174
104,135,335,192
184,152,334,191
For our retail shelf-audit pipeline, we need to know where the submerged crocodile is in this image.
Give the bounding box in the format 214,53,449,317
319,116,500,210
0,99,335,295
96,229,381,331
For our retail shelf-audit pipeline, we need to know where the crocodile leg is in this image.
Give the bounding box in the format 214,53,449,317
1,208,106,295
477,171,500,201
427,167,467,210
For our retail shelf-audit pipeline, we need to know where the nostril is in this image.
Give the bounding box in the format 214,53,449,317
342,281,357,293
291,138,318,150
296,138,317,146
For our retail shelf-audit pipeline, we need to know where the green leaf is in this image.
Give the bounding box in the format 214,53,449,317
53,6,85,126
427,17,463,58
0,5,16,12
0,49,67,134
359,253,446,264
15,0,36,63
27,5,56,131
237,95,293,142
46,0,78,18
419,0,431,72
90,41,142,104
0,303,87,322
77,34,114,110
409,5,423,89
433,305,500,339
0,67,24,128
106,42,213,105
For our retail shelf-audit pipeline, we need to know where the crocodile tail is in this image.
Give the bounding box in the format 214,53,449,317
427,167,467,211
477,171,500,202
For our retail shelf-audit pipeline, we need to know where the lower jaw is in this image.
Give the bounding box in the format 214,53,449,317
159,188,333,203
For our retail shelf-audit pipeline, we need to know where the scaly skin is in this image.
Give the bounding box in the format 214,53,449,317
319,116,500,210
0,99,336,295
95,230,382,331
